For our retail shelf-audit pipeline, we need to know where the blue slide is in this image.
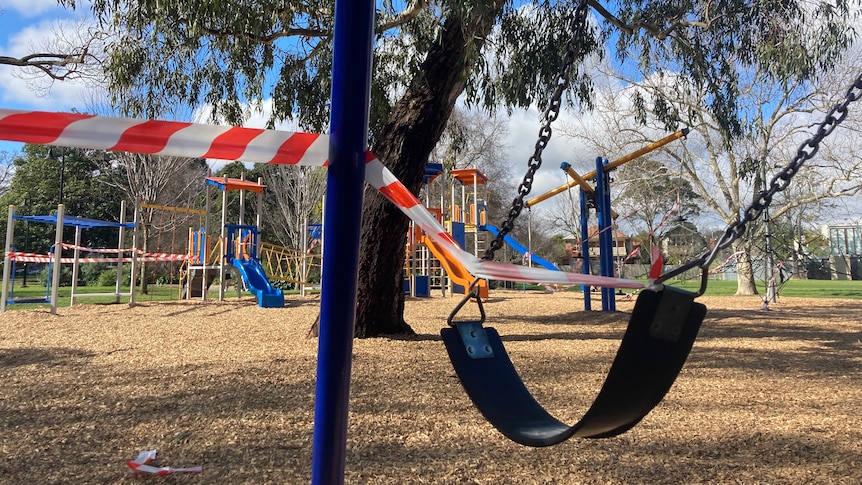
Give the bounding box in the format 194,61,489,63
481,225,559,271
231,257,285,308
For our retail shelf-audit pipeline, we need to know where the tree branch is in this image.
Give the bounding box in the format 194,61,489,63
181,20,328,45
588,0,710,40
0,50,97,81
377,0,428,32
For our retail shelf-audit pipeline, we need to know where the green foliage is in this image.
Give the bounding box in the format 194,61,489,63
0,145,127,255
96,265,132,287
79,262,109,286
40,265,73,287
81,0,607,137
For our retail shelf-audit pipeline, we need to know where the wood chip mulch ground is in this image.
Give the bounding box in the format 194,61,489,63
1,290,860,484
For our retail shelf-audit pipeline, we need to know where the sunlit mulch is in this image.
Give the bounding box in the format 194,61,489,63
1,290,860,484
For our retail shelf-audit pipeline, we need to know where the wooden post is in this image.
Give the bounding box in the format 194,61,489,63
1,205,16,313
50,204,64,315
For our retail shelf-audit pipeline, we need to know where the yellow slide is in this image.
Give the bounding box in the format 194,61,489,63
421,236,489,299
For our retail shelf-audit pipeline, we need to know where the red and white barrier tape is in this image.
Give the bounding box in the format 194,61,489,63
60,244,189,262
615,244,642,274
0,109,642,289
126,449,202,476
709,250,744,274
648,245,664,280
6,251,188,263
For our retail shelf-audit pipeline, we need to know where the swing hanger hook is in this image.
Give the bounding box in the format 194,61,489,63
447,278,486,327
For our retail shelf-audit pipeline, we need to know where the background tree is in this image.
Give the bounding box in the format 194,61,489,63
615,159,701,249
95,149,207,293
259,165,326,251
0,144,125,255
0,21,107,94
565,45,862,295
0,151,14,199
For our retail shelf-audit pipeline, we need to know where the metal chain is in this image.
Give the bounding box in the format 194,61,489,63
657,72,862,289
483,0,591,261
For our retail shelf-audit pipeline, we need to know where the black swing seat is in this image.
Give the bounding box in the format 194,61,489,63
441,287,706,447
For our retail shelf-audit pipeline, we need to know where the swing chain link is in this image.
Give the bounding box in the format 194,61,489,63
658,72,862,289
483,0,591,261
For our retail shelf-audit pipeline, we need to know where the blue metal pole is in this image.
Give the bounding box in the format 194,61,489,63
311,0,375,483
594,157,615,312
603,158,616,312
579,187,591,311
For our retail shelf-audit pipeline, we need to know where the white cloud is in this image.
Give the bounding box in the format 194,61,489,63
0,0,61,18
501,104,602,222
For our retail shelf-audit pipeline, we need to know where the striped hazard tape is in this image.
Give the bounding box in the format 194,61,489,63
0,109,642,289
6,251,188,263
126,449,201,476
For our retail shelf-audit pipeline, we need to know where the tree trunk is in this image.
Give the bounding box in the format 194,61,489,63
353,6,502,337
733,240,758,295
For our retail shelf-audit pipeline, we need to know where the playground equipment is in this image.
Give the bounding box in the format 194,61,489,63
525,129,689,311
1,201,141,314
404,164,492,298
404,163,561,299
258,240,322,291
192,175,284,308
2,16,857,478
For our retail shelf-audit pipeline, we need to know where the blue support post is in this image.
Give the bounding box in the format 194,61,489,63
579,188,591,311
311,0,375,483
594,157,616,312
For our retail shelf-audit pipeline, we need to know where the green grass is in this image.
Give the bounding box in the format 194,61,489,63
2,282,211,310
2,280,319,311
660,277,862,299
3,277,859,312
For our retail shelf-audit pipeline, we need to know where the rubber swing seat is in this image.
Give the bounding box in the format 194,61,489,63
441,287,706,447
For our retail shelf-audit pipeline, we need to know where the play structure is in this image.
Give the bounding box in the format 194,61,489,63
404,164,562,299
183,175,284,308
405,165,489,298
1,0,857,480
139,201,207,298
524,129,689,311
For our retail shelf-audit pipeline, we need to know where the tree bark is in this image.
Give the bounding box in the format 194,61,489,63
353,5,502,337
733,239,758,296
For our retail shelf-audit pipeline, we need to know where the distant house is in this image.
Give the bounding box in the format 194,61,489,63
661,222,709,266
